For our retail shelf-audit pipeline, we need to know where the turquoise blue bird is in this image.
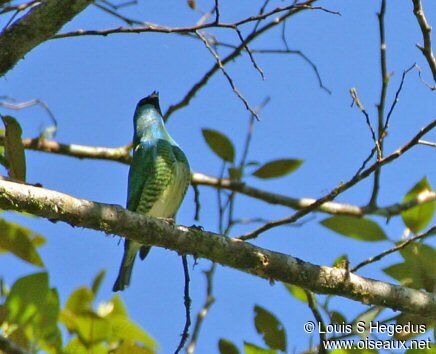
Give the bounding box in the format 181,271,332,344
113,92,190,292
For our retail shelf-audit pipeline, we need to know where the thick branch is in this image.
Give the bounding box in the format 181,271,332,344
0,0,93,77
412,0,436,82
0,180,435,318
1,137,434,217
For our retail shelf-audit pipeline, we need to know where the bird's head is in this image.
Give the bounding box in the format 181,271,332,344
136,91,162,116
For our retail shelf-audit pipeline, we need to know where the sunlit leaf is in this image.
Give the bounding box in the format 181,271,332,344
5,272,49,325
284,284,307,303
320,216,387,241
253,305,286,351
0,218,44,266
64,337,107,354
75,314,111,345
219,338,240,354
1,115,26,181
110,315,157,349
383,243,436,291
113,341,155,354
244,342,277,354
252,159,302,179
401,177,435,233
65,287,94,315
91,270,106,296
202,129,235,163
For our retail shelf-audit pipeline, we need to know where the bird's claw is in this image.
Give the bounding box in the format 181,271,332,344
190,224,204,231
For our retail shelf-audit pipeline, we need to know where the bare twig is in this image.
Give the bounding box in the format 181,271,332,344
0,98,58,136
304,290,327,354
239,120,436,240
174,255,192,354
351,226,436,273
418,139,436,148
383,64,415,134
369,0,390,208
412,0,436,83
234,27,265,80
186,264,216,354
196,30,259,119
349,88,381,157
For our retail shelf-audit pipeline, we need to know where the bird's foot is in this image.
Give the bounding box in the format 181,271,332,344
190,224,204,231
166,217,175,225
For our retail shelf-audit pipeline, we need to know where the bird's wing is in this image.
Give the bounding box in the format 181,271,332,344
127,139,177,213
172,145,191,204
126,141,157,212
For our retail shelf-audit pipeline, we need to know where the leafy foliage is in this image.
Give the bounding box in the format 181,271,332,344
0,218,45,267
253,306,286,352
202,128,235,163
401,177,435,233
1,115,26,181
320,216,387,241
251,159,302,179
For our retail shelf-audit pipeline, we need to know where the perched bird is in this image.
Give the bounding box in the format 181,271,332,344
113,92,190,292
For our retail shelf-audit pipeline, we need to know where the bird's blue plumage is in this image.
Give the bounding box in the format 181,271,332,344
113,93,190,292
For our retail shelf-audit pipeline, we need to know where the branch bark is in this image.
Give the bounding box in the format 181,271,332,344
0,179,435,318
0,0,93,77
1,137,434,218
412,0,436,82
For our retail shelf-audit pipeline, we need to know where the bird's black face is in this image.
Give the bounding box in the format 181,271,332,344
137,91,162,115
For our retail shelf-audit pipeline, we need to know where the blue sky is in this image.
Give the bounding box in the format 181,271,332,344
1,0,435,352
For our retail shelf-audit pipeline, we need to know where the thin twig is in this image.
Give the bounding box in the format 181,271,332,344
369,0,389,208
238,120,436,240
418,139,436,148
196,30,259,119
304,290,327,354
382,64,415,133
234,27,265,80
351,226,436,272
349,88,380,157
412,0,436,83
174,255,192,354
186,264,216,354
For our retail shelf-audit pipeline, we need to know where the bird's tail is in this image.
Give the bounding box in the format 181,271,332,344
113,240,140,292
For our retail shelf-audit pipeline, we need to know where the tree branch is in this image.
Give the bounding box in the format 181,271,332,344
0,179,435,318
0,0,93,77
412,0,436,83
0,335,30,354
0,137,434,218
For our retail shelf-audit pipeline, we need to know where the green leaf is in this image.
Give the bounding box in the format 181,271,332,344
110,315,157,349
394,312,433,340
283,284,307,303
228,167,243,180
333,254,349,268
401,177,435,233
74,314,111,345
202,129,235,163
383,243,436,291
252,159,302,179
0,218,44,267
5,272,49,325
219,339,240,354
320,216,387,242
64,287,94,315
64,337,107,354
107,295,128,318
91,270,106,296
113,341,155,354
253,305,286,351
1,115,26,181
244,342,277,354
